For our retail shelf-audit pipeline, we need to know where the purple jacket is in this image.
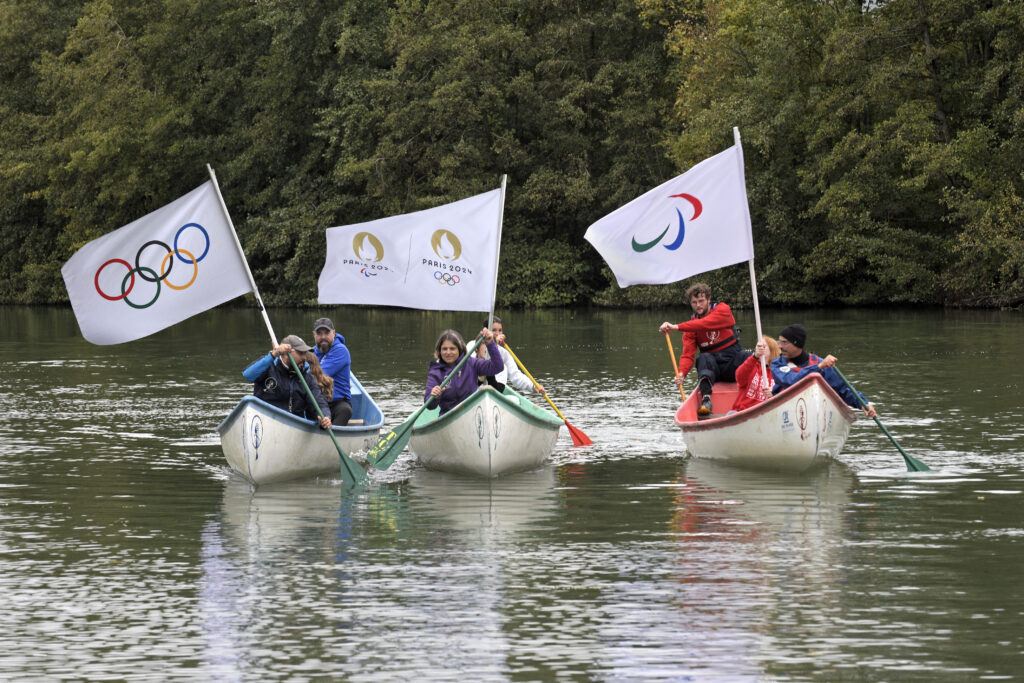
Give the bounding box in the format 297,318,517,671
424,340,504,415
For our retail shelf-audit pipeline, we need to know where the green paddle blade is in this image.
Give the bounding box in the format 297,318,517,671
366,416,416,471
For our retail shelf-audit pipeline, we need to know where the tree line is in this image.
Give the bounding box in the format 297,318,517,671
1,0,1021,309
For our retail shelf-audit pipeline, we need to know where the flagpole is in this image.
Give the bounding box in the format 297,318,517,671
487,174,508,330
206,164,279,347
732,128,768,385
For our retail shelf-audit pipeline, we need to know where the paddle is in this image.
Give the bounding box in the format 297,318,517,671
833,366,930,473
287,354,367,485
502,343,593,446
664,332,687,401
366,333,486,471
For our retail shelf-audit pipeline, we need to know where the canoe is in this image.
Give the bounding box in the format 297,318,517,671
675,373,857,472
217,372,383,484
409,385,562,478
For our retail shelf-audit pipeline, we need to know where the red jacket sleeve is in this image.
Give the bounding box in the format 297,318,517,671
733,354,757,391
677,303,735,333
678,331,698,377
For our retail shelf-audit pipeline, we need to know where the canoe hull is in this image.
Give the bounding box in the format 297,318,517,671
675,373,857,472
410,386,562,478
216,374,383,485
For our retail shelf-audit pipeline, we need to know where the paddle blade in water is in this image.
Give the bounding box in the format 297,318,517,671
565,420,593,446
366,419,414,471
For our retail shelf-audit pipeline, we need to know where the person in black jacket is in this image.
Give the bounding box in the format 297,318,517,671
242,334,332,429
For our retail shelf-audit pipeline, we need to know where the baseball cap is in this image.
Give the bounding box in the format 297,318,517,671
313,317,334,332
281,334,313,353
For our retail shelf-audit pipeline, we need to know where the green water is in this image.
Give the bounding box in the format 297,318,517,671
1,304,1022,680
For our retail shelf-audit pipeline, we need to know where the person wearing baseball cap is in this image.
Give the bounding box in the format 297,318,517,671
311,317,353,426
241,334,332,428
769,324,877,417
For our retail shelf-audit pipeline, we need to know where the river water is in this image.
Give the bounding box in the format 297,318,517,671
1,304,1022,681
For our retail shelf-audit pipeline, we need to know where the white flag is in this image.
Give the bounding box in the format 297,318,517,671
318,188,502,312
61,181,253,345
584,144,754,287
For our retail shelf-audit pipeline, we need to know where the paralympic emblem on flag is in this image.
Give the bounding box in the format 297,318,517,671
93,223,211,309
631,193,702,253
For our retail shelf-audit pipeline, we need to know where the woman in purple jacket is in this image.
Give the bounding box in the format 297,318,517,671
424,328,504,416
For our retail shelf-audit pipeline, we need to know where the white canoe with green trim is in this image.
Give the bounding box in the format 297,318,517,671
409,385,562,478
217,373,383,485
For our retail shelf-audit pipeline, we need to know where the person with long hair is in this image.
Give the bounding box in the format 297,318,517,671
425,327,503,416
304,351,334,416
730,335,781,412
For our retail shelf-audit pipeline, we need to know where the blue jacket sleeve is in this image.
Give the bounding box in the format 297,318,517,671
243,353,274,382
769,357,820,393
820,367,869,409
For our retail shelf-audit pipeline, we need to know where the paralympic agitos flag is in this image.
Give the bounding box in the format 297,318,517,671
318,188,503,312
61,181,253,345
584,144,754,287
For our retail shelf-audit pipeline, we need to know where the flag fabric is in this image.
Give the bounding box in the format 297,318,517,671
584,144,754,287
61,181,253,345
318,188,502,312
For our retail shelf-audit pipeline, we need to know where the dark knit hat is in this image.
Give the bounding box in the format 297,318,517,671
779,324,807,348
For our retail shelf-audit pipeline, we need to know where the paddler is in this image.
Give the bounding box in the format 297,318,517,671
659,282,751,415
769,323,877,417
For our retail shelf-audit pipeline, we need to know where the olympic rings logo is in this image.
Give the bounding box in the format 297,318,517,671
434,271,461,286
93,223,210,309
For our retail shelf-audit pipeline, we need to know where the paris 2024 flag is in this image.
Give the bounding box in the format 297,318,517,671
584,144,754,287
61,181,254,345
318,188,503,312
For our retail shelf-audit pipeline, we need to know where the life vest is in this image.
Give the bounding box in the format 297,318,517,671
692,302,740,352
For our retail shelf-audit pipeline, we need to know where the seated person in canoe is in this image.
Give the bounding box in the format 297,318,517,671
425,328,503,416
730,335,781,412
242,334,332,429
304,351,335,411
769,324,877,418
476,316,545,395
659,282,751,416
311,317,353,426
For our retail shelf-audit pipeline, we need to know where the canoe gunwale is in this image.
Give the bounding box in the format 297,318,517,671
675,373,857,432
411,385,562,437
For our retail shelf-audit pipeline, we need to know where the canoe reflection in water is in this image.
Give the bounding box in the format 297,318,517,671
665,458,855,669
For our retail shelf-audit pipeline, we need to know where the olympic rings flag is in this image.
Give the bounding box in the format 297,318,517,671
61,181,254,345
318,187,502,312
584,144,754,287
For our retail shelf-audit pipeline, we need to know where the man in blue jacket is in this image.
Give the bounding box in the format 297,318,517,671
312,317,353,426
769,324,877,417
242,334,331,428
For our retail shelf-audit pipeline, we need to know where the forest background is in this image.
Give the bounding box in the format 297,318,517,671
1,0,1022,310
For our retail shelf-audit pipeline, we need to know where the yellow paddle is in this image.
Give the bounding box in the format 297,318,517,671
664,332,687,401
502,344,592,446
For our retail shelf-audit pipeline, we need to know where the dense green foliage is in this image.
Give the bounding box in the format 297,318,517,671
1,0,1022,308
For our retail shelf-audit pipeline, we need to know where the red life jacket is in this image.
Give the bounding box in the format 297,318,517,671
691,302,739,352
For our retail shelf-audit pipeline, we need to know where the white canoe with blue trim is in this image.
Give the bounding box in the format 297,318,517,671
409,385,562,478
217,373,383,485
675,373,857,472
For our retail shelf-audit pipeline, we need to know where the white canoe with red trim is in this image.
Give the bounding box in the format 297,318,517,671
675,373,857,472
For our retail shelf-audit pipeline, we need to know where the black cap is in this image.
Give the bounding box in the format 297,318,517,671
313,317,334,332
779,324,807,349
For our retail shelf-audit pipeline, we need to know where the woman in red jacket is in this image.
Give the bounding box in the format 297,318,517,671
730,336,781,412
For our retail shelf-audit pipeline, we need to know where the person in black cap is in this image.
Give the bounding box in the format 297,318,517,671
769,324,877,417
311,317,353,426
241,335,332,428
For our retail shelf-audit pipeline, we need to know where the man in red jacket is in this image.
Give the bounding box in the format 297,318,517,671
659,282,751,415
